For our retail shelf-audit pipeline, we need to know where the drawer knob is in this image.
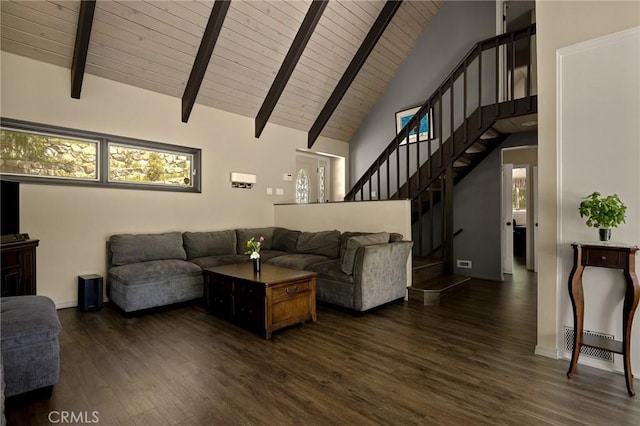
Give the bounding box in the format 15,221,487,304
286,285,299,295
602,256,606,260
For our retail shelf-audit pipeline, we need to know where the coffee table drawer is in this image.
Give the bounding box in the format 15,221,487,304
272,295,313,325
272,281,311,302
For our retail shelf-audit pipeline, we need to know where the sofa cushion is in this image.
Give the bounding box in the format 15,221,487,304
339,231,403,257
190,254,250,269
339,232,370,257
272,227,300,252
109,260,202,285
258,249,288,262
235,227,275,254
389,232,404,242
110,232,186,266
306,260,353,284
0,296,61,351
340,232,390,275
296,230,340,258
266,254,331,270
183,230,236,259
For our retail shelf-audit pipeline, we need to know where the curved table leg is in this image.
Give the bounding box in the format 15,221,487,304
567,263,585,379
622,270,639,396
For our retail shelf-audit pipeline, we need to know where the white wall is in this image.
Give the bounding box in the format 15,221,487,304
274,200,411,236
0,52,348,307
557,27,639,374
274,200,413,287
535,0,640,363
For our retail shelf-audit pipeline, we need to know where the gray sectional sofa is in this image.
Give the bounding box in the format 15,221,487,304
0,296,61,399
107,227,412,313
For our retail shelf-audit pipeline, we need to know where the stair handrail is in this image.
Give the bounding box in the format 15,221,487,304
345,24,536,201
428,228,464,256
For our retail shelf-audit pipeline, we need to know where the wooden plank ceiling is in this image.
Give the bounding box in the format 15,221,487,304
0,0,442,143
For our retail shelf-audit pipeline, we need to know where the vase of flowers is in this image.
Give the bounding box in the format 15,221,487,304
245,236,264,273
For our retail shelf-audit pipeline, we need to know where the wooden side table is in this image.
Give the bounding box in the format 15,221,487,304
1,239,39,297
567,242,639,396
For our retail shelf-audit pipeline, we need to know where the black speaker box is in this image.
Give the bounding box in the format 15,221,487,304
78,274,103,311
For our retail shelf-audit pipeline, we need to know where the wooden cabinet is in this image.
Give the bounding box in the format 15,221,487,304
1,239,39,297
567,242,639,396
204,263,317,339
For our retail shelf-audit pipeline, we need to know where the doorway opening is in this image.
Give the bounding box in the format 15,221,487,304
501,146,538,278
295,152,336,204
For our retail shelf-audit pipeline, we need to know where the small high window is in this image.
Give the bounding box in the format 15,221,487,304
0,128,99,181
0,118,200,192
108,143,193,188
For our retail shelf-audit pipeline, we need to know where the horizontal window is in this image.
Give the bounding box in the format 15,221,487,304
108,143,193,188
1,128,99,181
0,118,201,193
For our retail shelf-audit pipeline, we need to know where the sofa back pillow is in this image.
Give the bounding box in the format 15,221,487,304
183,230,237,260
235,227,275,254
339,232,369,258
110,232,186,266
389,232,404,242
272,227,300,253
340,232,390,275
339,231,403,257
296,230,341,259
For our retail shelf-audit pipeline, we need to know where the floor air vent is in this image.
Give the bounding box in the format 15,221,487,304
564,327,614,362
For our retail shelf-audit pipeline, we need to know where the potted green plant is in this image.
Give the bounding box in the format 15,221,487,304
578,192,627,241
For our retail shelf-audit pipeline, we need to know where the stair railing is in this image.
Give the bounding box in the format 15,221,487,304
345,24,536,203
344,25,536,266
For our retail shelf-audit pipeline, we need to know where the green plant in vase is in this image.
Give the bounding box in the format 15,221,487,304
578,192,627,241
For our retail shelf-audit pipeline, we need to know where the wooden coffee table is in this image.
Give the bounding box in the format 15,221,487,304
203,263,317,339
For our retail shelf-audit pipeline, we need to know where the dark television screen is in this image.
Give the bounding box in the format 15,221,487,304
1,179,20,236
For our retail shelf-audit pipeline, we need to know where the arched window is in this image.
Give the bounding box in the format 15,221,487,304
295,169,309,204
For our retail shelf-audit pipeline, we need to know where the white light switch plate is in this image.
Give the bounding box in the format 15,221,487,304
276,188,284,195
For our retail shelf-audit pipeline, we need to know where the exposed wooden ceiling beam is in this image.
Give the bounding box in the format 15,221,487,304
255,0,328,138
308,0,402,148
181,0,231,123
70,0,96,99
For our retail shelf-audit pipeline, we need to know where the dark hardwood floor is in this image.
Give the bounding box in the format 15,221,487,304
6,263,640,425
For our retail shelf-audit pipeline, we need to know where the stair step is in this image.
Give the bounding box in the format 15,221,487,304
412,257,445,282
465,142,487,153
453,158,471,167
408,274,471,306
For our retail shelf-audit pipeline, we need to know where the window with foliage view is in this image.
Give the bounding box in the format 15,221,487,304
108,143,193,188
0,119,201,192
0,128,99,180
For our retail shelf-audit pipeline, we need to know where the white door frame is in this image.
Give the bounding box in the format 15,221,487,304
501,162,514,276
533,165,538,272
522,164,532,270
295,151,331,203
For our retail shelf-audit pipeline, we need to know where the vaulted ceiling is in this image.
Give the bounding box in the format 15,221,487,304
0,1,442,143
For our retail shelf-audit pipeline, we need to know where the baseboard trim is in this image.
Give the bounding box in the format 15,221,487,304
534,345,559,359
55,301,77,309
558,351,623,375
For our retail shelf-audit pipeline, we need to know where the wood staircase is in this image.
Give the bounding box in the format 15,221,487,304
345,25,537,305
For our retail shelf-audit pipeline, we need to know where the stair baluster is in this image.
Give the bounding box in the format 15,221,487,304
344,25,537,265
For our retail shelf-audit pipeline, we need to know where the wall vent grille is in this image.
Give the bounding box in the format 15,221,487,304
564,327,614,362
